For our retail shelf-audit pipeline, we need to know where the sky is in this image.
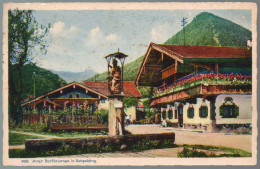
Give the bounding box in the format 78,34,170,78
32,10,251,73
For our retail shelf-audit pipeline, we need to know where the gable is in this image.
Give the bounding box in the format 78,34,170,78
22,82,108,106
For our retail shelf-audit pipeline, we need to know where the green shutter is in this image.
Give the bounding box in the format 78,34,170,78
205,107,208,117
199,108,202,117
220,106,224,116
234,106,239,116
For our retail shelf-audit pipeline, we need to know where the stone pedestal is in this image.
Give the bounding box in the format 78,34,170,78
108,94,125,136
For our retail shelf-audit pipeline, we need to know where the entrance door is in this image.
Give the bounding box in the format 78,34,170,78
178,105,183,127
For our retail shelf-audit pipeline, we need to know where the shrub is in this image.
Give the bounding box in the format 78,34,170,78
178,145,208,157
123,97,139,110
94,109,109,123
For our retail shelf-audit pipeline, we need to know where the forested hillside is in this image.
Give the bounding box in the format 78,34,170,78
88,55,145,82
165,12,251,46
12,63,67,100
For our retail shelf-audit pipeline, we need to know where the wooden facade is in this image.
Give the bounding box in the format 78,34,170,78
136,43,252,132
22,81,142,123
22,82,103,113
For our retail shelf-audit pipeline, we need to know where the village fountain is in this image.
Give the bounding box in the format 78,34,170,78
104,51,127,136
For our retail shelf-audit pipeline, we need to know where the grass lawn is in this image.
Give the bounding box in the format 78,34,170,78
9,132,44,145
13,129,107,138
9,142,251,158
46,130,107,137
177,144,252,157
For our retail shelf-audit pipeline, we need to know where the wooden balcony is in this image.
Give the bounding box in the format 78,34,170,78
161,64,176,79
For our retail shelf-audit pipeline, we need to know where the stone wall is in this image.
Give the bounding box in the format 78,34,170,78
25,133,175,151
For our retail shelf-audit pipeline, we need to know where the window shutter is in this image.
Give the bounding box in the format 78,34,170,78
205,106,208,117
234,106,239,116
199,108,202,117
220,106,224,116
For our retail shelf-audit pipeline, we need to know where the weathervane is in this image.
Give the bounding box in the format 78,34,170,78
181,17,188,45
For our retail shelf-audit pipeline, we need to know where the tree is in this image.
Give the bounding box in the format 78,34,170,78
8,10,49,123
123,96,139,109
143,99,151,109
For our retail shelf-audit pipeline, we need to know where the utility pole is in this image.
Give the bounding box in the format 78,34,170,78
33,72,35,98
181,17,188,46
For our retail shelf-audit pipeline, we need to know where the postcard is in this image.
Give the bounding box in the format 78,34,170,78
2,2,257,166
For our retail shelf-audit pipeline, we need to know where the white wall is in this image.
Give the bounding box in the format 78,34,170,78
215,94,252,124
125,106,136,122
160,94,252,127
98,99,109,110
98,99,137,122
183,98,211,125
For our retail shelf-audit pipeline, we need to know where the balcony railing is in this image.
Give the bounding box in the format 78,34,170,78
153,73,252,98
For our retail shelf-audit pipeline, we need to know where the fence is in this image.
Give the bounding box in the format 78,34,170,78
22,113,108,128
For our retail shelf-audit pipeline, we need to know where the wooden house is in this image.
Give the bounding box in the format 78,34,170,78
135,42,252,132
22,81,142,122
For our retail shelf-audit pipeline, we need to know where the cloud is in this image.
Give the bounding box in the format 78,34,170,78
47,21,83,56
50,21,65,35
90,26,101,37
85,26,120,47
106,33,118,41
50,21,80,39
150,24,174,43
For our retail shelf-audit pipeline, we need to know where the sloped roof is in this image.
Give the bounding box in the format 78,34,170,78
135,42,252,87
22,82,108,106
83,81,142,98
24,98,62,107
152,43,251,59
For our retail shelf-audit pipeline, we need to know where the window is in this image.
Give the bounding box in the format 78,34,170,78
162,111,166,119
168,110,173,119
100,99,106,103
174,109,178,119
178,106,183,115
69,94,73,98
199,99,208,118
220,97,239,118
187,104,194,118
199,106,208,118
76,94,80,98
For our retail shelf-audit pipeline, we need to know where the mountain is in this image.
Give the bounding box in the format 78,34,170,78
87,12,252,83
165,12,251,46
87,55,145,82
13,63,67,99
49,69,97,83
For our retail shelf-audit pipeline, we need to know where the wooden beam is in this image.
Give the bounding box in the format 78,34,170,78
151,44,184,63
144,67,161,71
189,63,214,72
149,56,163,81
175,60,178,73
145,64,163,68
162,53,164,61
215,63,218,74
136,45,152,85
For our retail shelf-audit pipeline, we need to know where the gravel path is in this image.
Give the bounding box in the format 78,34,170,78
125,124,252,152
50,147,184,158
9,130,62,139
9,125,252,156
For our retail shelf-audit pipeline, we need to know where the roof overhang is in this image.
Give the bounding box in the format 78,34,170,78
135,43,252,87
135,43,186,87
22,82,108,106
